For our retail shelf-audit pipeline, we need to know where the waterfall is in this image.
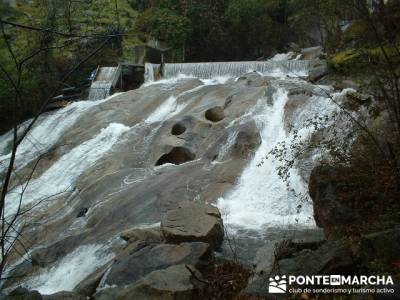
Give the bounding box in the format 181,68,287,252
145,96,185,124
5,123,130,217
144,63,156,82
88,67,118,100
217,87,340,231
0,95,117,174
3,53,349,294
144,60,310,82
24,244,113,295
88,82,113,100
217,89,310,230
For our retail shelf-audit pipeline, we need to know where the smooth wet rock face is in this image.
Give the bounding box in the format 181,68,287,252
232,122,261,158
161,201,224,250
96,264,204,300
104,242,210,287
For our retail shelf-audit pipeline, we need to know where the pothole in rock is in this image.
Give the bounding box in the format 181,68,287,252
77,207,88,218
171,122,186,135
155,147,195,166
205,106,225,122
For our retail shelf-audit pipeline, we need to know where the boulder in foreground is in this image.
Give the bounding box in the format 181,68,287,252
161,201,224,250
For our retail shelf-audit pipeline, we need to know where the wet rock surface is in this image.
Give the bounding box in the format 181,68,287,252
42,292,86,300
1,288,42,300
241,228,326,299
308,60,329,82
161,201,224,250
95,264,204,300
301,46,324,60
104,242,211,287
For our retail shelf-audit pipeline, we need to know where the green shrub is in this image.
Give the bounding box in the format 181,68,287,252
135,7,192,48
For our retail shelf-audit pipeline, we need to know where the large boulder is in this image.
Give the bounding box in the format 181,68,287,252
73,263,111,297
74,228,163,297
161,201,224,250
95,264,204,300
301,46,324,60
243,229,325,299
243,240,353,299
42,292,85,300
232,121,261,158
120,227,162,246
309,165,359,235
274,240,354,276
103,242,210,287
1,288,42,300
308,60,329,82
356,226,400,266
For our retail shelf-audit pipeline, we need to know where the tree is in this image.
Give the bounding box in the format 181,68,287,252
225,0,273,58
0,1,125,281
135,7,191,49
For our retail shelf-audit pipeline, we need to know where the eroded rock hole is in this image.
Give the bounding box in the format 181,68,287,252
171,123,186,135
205,107,225,122
155,147,195,166
77,207,88,218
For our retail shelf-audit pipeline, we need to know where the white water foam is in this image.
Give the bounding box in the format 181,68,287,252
0,94,119,173
217,88,316,230
271,52,295,61
88,67,118,100
24,244,114,295
145,96,186,123
5,123,129,217
144,60,309,85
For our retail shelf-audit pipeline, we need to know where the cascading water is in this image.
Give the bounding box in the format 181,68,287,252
144,60,310,82
1,54,351,295
217,88,338,231
2,89,203,292
24,244,114,295
5,122,130,217
144,63,156,83
88,67,118,100
144,58,328,231
0,94,120,175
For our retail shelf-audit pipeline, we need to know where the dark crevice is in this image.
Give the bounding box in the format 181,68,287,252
171,122,186,135
155,147,195,166
205,107,225,122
